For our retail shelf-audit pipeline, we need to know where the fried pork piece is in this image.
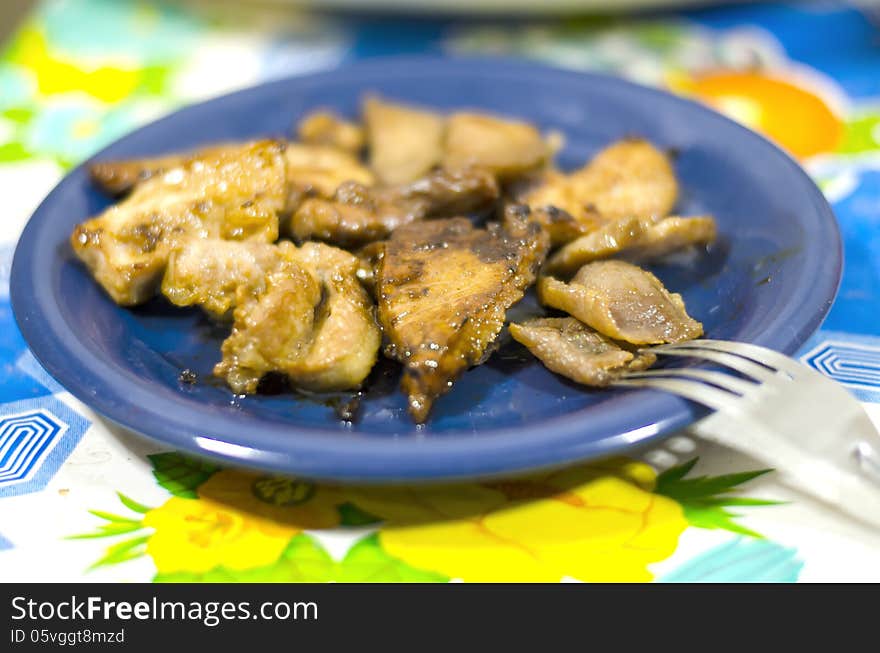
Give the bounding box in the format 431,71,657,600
71,140,286,306
503,203,592,247
354,241,385,296
214,242,381,393
161,239,289,319
286,243,382,391
523,138,679,235
282,143,374,211
364,97,446,185
443,112,551,180
88,142,373,211
538,260,703,345
296,110,365,153
509,317,657,386
378,215,550,422
88,143,237,196
546,214,717,275
290,167,499,247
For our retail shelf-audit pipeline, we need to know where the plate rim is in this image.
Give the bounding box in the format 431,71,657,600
10,55,842,482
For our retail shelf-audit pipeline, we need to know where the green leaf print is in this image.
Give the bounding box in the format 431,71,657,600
337,502,382,526
1,107,34,124
336,534,448,583
153,534,337,583
152,534,448,583
116,492,152,514
148,452,219,498
838,113,880,154
655,457,779,538
0,141,32,162
89,535,150,570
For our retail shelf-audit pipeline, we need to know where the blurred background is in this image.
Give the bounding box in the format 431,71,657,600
1,1,32,44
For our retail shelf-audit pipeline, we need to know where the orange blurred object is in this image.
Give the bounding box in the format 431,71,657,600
673,71,843,159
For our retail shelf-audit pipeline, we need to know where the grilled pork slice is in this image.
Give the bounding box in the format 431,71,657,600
364,97,553,185
443,112,551,180
162,239,288,319
546,214,717,275
290,167,499,247
364,96,446,185
71,140,286,306
88,142,234,196
354,241,385,296
378,214,549,422
296,110,365,154
89,141,370,201
538,260,703,345
502,203,592,247
90,141,373,212
522,138,679,240
214,242,381,394
281,143,374,212
509,317,657,386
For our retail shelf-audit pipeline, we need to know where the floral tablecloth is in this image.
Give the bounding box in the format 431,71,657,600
1,0,879,583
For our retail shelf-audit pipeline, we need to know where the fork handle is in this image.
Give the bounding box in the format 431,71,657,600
690,412,880,529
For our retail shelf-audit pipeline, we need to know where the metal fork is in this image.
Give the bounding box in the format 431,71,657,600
612,339,880,529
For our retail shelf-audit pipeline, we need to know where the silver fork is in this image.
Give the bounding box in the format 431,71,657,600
612,339,880,529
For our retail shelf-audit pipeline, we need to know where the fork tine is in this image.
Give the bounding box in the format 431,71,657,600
611,376,741,411
649,345,780,383
623,368,760,396
660,339,803,376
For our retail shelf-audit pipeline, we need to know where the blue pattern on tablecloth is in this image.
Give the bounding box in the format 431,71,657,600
689,4,880,100
0,396,90,498
0,532,12,551
820,170,880,339
661,537,804,582
800,330,880,403
0,246,56,404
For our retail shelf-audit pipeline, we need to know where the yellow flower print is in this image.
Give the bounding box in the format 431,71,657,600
10,27,141,103
143,470,340,574
143,496,298,574
344,459,687,582
197,470,340,531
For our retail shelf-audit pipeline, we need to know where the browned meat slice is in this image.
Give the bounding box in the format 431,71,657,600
518,169,601,235
509,317,657,386
289,167,499,247
364,96,445,185
282,143,374,211
378,214,549,422
296,110,365,153
214,242,381,393
88,142,237,196
286,243,382,391
546,214,717,275
503,203,592,247
71,140,286,306
522,139,678,241
89,141,373,212
161,239,293,319
443,112,550,180
538,260,703,345
395,166,499,217
213,256,321,393
354,241,385,296
89,155,175,196
290,190,401,247
567,138,678,220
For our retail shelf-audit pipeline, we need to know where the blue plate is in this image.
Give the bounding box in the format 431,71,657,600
10,57,841,482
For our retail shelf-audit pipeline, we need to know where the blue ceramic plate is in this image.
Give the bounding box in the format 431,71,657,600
11,57,841,482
